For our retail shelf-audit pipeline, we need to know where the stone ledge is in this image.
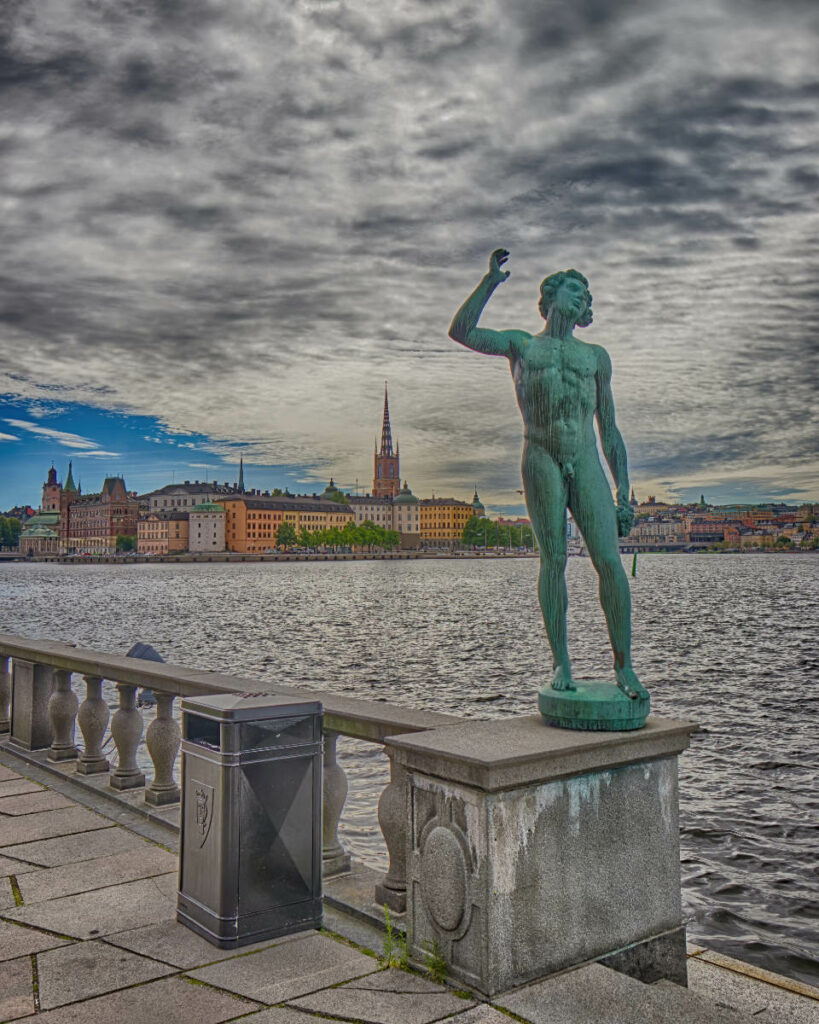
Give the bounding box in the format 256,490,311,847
387,714,698,791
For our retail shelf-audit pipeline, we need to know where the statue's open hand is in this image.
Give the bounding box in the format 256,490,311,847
489,248,511,283
616,500,634,538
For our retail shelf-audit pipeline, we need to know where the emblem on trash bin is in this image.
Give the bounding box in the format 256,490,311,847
193,781,214,847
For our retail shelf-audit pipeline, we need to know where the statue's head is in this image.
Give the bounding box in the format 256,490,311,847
538,269,593,327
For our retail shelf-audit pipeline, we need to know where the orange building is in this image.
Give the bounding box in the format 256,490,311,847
419,497,475,548
218,494,354,553
137,511,189,555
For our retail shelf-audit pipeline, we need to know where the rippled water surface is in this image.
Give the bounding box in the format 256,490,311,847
1,555,817,985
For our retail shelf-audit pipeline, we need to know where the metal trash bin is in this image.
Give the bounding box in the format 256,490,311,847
177,692,322,948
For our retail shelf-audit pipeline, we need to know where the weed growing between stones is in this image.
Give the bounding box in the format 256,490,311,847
423,938,447,984
378,906,408,969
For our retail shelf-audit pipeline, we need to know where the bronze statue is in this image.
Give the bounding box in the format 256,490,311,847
450,249,647,704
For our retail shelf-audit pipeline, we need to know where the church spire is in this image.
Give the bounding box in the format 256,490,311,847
379,381,393,456
238,456,244,493
64,460,78,493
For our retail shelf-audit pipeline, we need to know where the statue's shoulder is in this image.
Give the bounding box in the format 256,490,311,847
588,342,612,375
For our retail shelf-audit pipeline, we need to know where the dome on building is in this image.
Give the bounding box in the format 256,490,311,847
394,480,418,505
323,478,341,496
472,488,485,514
190,502,226,513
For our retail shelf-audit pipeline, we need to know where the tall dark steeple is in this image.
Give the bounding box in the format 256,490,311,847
379,382,393,456
238,456,245,493
373,382,400,498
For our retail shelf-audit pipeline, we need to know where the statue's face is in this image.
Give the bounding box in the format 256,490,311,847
553,278,589,322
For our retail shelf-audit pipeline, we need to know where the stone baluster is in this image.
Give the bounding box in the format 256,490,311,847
110,683,145,790
374,751,408,913
47,670,79,761
77,675,110,774
322,731,351,876
145,692,181,805
9,660,54,750
0,655,10,733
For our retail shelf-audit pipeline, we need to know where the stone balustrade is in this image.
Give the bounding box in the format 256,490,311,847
0,632,457,916
0,632,697,997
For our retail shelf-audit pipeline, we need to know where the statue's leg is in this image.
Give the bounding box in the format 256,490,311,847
568,456,648,700
522,444,571,688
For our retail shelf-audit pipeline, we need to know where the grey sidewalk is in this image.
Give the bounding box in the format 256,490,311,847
1,756,817,1024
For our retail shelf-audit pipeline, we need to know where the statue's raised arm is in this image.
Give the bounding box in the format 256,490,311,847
449,249,530,357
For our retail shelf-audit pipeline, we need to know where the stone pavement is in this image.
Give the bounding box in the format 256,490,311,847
2,756,818,1024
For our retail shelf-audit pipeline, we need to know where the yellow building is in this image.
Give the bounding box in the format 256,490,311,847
419,497,475,548
218,494,354,553
137,511,189,555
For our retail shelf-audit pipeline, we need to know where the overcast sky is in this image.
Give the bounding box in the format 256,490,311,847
1,0,817,512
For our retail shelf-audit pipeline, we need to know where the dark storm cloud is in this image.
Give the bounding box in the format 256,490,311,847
0,0,817,504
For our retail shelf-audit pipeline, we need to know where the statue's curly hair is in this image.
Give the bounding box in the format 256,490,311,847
538,269,593,327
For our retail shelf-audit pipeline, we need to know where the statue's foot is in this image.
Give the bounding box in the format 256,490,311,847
615,666,649,701
551,664,576,692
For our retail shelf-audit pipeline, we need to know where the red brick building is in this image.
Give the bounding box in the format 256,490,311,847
61,477,139,554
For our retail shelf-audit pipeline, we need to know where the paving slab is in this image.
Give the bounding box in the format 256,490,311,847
685,959,819,1023
349,969,453,994
0,806,113,847
446,1007,519,1024
227,1010,351,1023
289,966,475,1023
0,920,73,962
0,824,148,867
16,846,177,905
0,779,42,798
1,874,19,909
0,954,35,1020
188,931,380,1004
0,791,75,816
2,874,177,938
3,974,260,1024
37,938,177,1009
0,764,23,782
697,950,819,1003
496,962,750,1024
104,918,304,969
0,853,42,877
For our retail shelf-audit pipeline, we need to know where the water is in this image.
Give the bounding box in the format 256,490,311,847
1,554,817,986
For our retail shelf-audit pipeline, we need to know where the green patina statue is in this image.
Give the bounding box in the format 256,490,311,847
450,249,649,729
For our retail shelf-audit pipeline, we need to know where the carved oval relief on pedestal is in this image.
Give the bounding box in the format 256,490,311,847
420,825,467,933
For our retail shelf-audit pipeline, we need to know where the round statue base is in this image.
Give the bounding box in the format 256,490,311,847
538,680,649,731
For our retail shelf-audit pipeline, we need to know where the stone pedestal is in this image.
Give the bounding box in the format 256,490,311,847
9,660,55,751
387,714,697,998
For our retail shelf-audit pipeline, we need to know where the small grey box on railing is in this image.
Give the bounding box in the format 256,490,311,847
177,692,323,948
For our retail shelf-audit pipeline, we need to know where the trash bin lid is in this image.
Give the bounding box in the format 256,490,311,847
180,692,321,722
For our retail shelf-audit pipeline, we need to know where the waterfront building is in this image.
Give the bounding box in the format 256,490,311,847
62,477,139,554
217,494,354,553
348,481,421,549
144,479,241,512
373,383,400,499
349,494,394,529
18,464,72,555
188,502,227,553
629,518,685,543
392,481,421,547
419,496,475,548
17,523,60,556
137,511,189,555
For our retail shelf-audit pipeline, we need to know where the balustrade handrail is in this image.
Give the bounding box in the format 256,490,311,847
0,633,460,742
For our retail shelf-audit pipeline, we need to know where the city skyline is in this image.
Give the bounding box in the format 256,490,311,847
1,1,818,512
